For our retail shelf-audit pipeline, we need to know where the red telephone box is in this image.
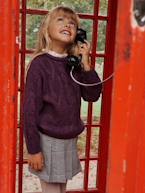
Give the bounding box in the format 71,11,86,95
1,0,145,193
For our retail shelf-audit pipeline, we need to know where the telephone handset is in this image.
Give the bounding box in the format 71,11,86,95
68,29,114,87
68,28,87,70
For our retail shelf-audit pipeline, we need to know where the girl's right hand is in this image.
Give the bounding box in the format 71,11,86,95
28,152,44,171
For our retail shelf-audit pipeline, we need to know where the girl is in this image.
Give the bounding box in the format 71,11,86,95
24,6,102,193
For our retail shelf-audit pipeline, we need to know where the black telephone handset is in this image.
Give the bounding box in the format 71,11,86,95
68,28,113,87
68,28,87,70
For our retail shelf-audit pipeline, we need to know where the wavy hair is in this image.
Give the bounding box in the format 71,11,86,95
33,6,80,58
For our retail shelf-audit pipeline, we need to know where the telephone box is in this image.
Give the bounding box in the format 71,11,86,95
1,0,145,193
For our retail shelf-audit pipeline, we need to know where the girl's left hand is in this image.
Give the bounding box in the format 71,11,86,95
78,40,92,71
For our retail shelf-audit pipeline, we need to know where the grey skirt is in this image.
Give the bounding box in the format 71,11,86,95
29,132,82,183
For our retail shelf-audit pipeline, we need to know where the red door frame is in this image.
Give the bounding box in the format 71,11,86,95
97,0,117,192
0,0,19,193
107,0,145,193
17,0,117,193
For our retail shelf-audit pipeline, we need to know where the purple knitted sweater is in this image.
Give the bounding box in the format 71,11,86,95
23,53,102,154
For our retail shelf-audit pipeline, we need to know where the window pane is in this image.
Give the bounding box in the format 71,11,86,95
92,58,104,124
88,160,98,188
95,57,104,81
78,129,87,158
90,127,100,156
23,165,41,192
80,19,93,42
16,129,20,160
25,54,33,74
26,15,45,50
67,161,85,190
97,20,107,54
17,91,21,126
27,0,94,14
81,99,88,124
92,96,102,124
98,0,108,16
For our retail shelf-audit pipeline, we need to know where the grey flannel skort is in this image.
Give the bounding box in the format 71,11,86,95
29,132,82,183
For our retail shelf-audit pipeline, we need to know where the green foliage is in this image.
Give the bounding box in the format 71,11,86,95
27,0,94,13
25,0,108,51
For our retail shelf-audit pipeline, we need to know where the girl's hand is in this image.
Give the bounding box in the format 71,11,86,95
78,40,92,71
28,152,44,171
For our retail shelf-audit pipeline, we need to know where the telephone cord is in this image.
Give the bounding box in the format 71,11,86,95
70,66,114,87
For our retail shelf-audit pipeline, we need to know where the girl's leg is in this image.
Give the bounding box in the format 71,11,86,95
40,180,66,193
60,183,67,193
40,180,60,193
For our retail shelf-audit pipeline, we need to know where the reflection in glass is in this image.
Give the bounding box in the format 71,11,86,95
97,20,107,54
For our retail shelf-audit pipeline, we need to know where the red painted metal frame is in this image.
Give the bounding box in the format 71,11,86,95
0,0,19,193
17,1,27,193
107,0,145,193
97,0,118,193
17,0,117,193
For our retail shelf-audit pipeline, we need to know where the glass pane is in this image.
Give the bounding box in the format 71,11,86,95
80,19,93,42
16,164,18,192
27,0,94,14
16,129,19,160
88,160,98,188
18,54,21,89
81,99,88,124
95,57,104,81
78,129,87,158
23,164,41,192
25,54,33,74
98,0,108,16
26,15,45,50
97,20,107,54
92,58,104,124
24,138,28,160
27,0,53,9
19,15,22,47
90,127,100,156
17,91,20,125
67,161,85,190
92,96,102,124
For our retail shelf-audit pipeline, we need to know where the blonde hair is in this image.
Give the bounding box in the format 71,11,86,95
33,6,80,58
25,6,80,75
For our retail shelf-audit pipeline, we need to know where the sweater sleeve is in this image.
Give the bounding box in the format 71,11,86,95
23,60,43,154
79,69,102,102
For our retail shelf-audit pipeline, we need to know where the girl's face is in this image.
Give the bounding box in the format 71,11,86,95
48,11,78,49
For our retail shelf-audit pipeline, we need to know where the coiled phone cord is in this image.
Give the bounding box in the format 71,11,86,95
70,66,114,86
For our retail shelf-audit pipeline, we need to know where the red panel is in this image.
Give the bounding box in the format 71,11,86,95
18,0,27,192
0,0,19,193
97,0,118,192
107,0,145,193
